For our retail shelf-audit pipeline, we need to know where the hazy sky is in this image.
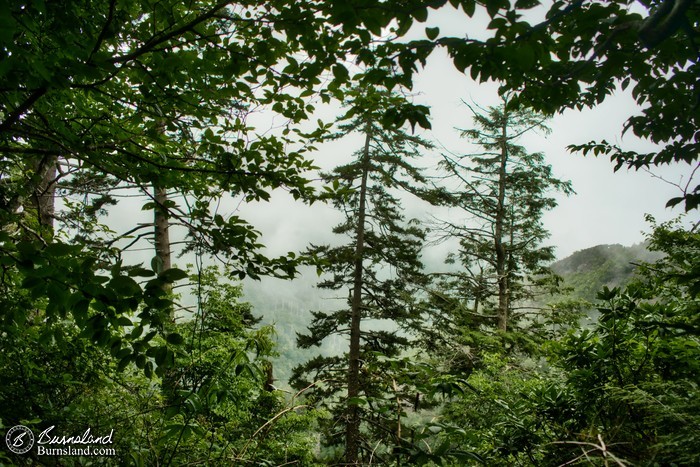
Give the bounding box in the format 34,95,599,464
89,4,698,340
237,56,692,266
411,50,692,259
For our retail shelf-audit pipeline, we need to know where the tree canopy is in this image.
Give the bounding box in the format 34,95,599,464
1,0,698,465
0,0,440,376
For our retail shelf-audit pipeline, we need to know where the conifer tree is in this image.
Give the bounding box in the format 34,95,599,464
291,87,431,464
431,99,572,352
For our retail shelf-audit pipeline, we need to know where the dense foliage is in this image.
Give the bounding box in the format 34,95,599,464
439,218,700,466
1,0,698,465
0,266,321,465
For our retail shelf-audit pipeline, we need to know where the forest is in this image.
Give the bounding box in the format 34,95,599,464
0,0,698,465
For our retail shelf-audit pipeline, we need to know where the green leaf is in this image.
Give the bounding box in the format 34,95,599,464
45,242,76,257
72,298,90,324
20,273,40,290
128,267,155,278
332,64,349,82
110,275,142,296
166,333,185,345
151,256,164,275
515,45,535,70
135,354,146,369
486,0,500,17
412,7,428,22
454,53,471,73
461,0,476,16
117,316,132,326
143,330,158,342
488,17,507,30
159,268,189,283
425,26,440,40
347,396,368,406
154,346,168,366
16,241,37,259
117,355,132,372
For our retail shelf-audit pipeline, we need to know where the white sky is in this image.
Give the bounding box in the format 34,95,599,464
83,4,699,343
410,48,693,259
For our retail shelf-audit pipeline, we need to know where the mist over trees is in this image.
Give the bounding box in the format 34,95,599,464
1,0,698,465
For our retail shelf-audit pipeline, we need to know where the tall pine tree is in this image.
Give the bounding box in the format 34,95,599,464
291,87,431,464
429,99,572,358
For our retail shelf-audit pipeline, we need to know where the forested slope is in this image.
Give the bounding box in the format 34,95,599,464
551,242,664,301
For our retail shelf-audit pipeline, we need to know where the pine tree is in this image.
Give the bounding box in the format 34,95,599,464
291,87,431,464
431,99,572,351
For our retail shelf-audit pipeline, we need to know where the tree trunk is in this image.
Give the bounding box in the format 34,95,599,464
33,155,58,232
153,184,173,320
153,186,172,272
154,184,179,398
153,120,173,318
345,125,372,465
495,113,509,332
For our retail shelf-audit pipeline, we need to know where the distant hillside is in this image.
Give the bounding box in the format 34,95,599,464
243,271,346,389
244,243,664,387
550,242,662,301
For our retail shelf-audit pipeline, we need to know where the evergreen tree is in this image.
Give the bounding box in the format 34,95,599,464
291,87,431,464
417,101,579,466
429,100,573,361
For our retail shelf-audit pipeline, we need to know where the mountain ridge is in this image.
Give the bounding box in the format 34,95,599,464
550,242,662,301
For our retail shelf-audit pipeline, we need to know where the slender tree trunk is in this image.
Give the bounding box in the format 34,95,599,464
495,114,509,332
153,185,173,310
472,270,483,317
152,121,178,400
154,184,179,398
153,186,172,272
33,155,58,232
153,120,173,315
345,125,372,465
